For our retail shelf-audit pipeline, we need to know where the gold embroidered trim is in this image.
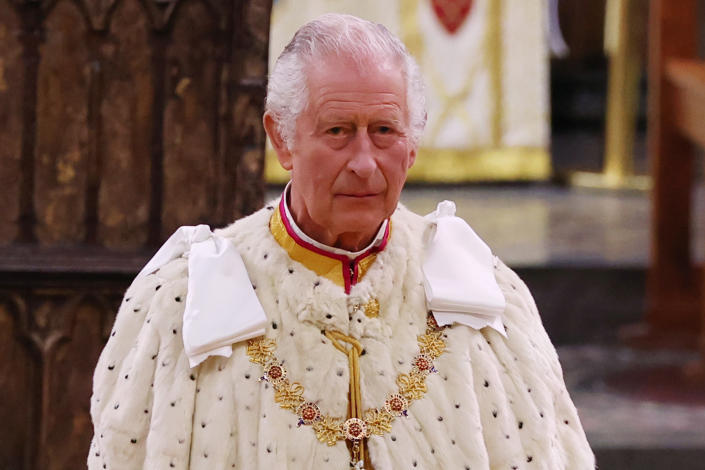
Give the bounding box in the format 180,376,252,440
363,298,380,318
246,314,448,446
349,298,380,319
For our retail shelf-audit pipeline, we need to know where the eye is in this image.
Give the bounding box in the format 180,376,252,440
369,124,401,148
327,126,344,136
372,124,398,136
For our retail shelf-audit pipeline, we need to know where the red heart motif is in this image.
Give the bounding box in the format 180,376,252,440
431,0,474,34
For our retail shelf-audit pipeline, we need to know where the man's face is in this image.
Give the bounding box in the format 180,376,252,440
267,54,417,250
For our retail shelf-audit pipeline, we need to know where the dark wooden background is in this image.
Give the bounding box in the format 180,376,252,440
0,0,272,468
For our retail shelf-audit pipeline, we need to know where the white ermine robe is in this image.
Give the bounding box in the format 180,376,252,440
88,201,594,469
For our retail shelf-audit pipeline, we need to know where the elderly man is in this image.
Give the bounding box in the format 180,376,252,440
88,14,594,470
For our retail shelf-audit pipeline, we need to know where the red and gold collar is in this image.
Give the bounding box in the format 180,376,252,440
269,197,390,294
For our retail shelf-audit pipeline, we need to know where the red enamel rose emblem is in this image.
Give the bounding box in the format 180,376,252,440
297,402,321,425
343,418,368,440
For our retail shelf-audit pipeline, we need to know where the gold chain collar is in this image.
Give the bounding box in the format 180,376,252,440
246,312,448,465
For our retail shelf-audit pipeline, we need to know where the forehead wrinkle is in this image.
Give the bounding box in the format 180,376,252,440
314,90,404,107
303,56,410,127
315,97,405,124
318,103,403,120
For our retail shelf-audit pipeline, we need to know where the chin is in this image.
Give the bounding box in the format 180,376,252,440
330,197,393,228
335,212,387,234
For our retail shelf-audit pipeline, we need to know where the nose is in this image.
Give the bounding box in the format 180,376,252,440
346,128,377,178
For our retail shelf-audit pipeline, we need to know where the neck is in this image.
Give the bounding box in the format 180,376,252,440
290,205,379,252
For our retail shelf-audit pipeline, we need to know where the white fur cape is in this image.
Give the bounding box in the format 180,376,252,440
88,203,594,469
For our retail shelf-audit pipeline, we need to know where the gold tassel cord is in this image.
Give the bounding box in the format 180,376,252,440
325,330,365,465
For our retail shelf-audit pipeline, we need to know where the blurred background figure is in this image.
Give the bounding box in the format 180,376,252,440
0,1,704,469
267,0,554,184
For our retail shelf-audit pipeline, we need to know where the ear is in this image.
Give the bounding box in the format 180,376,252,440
263,112,293,171
407,146,417,169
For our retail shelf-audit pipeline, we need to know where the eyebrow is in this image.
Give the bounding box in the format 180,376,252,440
316,112,404,125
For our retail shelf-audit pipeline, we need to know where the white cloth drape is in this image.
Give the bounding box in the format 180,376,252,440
137,225,267,367
423,201,506,336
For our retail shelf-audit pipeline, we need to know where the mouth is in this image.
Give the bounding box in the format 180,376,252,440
337,193,380,198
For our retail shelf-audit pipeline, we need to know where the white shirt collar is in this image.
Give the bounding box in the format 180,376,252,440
281,182,389,260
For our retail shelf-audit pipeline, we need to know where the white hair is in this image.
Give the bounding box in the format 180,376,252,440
265,13,426,148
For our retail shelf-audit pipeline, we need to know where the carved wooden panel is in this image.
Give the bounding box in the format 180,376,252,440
0,2,22,244
0,295,32,470
41,294,116,470
0,0,273,468
35,0,90,244
162,0,219,236
0,284,122,470
98,0,154,248
0,0,270,249
231,0,270,217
